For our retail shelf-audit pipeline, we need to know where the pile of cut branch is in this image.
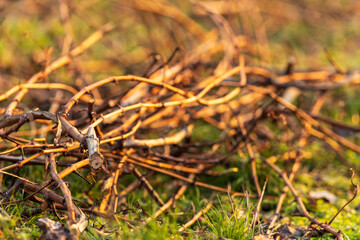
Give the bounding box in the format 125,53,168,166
1,4,360,240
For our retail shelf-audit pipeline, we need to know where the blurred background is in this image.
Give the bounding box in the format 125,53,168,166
1,0,360,82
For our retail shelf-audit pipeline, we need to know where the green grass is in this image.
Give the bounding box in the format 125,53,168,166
204,197,255,240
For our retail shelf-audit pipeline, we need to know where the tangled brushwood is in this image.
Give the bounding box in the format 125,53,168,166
1,1,360,239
